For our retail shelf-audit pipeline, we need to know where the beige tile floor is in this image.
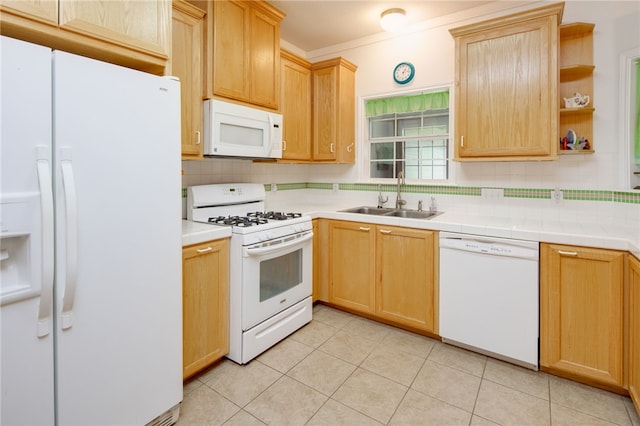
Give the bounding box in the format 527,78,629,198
179,304,640,426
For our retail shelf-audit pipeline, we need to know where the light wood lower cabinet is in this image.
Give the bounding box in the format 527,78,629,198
329,220,376,314
182,238,229,380
629,254,640,414
540,243,626,390
328,220,438,333
376,225,438,332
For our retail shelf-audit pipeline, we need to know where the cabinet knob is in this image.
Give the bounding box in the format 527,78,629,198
330,143,336,153
347,143,354,153
196,131,201,145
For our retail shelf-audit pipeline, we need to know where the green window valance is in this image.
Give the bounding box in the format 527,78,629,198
365,90,449,118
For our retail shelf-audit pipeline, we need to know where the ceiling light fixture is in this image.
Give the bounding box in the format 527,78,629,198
380,8,407,32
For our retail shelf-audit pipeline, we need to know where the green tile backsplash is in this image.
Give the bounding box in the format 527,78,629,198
185,183,640,205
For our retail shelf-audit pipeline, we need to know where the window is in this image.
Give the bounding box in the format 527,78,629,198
366,89,450,181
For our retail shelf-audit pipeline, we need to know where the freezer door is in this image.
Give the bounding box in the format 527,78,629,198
52,51,182,425
0,36,55,426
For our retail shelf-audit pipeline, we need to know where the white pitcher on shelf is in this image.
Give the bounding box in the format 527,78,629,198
563,92,590,108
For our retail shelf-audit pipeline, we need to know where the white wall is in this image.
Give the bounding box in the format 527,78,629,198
182,0,640,191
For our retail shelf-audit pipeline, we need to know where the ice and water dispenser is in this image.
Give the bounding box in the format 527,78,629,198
1,193,42,306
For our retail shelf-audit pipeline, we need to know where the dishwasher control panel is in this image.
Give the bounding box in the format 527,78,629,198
439,232,539,260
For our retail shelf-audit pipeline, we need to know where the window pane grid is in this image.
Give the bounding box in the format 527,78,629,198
368,98,450,181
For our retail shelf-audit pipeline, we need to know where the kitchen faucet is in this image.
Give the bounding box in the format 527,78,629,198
395,170,406,209
377,184,388,208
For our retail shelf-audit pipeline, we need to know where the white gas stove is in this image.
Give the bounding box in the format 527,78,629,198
186,183,313,364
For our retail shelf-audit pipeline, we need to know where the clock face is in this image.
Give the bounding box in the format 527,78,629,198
393,62,415,84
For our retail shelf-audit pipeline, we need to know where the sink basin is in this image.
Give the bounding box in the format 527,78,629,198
340,206,395,215
382,209,442,219
341,206,442,220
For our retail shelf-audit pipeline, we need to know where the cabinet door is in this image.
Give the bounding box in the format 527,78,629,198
451,4,561,161
1,0,169,73
376,226,437,333
540,244,625,388
629,255,640,413
312,65,338,161
249,7,279,109
212,0,250,101
172,0,205,159
182,239,230,379
312,57,357,163
59,0,169,57
1,0,58,25
329,221,375,314
281,51,312,161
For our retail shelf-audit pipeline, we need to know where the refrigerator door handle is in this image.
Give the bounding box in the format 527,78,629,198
36,146,54,338
59,147,78,330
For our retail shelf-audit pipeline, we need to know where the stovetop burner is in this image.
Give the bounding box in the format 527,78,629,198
207,211,303,227
247,211,302,221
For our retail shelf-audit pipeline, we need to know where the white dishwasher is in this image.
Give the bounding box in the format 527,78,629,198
439,232,539,370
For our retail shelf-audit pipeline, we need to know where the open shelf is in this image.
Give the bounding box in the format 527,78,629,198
559,22,594,155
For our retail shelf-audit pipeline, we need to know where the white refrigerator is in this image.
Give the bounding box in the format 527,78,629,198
0,36,183,425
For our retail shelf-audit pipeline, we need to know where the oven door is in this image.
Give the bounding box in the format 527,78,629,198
241,230,313,330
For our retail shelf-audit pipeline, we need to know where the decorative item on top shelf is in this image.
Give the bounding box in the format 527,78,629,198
560,129,590,151
563,92,590,109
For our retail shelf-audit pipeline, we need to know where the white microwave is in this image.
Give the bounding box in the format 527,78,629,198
203,99,283,159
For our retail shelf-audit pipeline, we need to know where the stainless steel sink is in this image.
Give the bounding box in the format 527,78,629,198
383,209,442,219
341,206,442,219
340,206,395,215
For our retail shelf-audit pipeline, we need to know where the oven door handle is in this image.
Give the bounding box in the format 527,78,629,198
246,231,313,257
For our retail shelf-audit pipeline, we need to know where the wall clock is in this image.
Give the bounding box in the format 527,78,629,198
393,62,415,85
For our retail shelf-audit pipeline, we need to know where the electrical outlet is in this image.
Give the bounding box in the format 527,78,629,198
271,183,277,192
481,188,504,200
552,188,563,203
333,183,339,192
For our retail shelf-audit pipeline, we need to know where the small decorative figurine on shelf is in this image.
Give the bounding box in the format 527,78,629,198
563,92,590,108
560,129,590,150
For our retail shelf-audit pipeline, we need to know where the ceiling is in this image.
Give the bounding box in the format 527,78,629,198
270,1,494,52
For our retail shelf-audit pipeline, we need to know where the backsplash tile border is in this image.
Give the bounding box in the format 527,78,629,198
186,183,640,205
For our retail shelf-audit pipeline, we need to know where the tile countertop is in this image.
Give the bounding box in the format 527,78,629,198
182,220,232,247
271,203,640,259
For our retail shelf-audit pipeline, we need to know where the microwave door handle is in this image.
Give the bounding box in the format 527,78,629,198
268,114,275,155
246,232,313,257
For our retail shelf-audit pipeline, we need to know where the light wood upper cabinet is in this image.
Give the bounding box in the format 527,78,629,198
449,3,563,161
540,243,626,390
281,50,312,161
195,0,284,110
629,254,640,415
328,220,438,334
312,57,357,163
172,0,205,159
1,0,170,74
182,238,230,380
